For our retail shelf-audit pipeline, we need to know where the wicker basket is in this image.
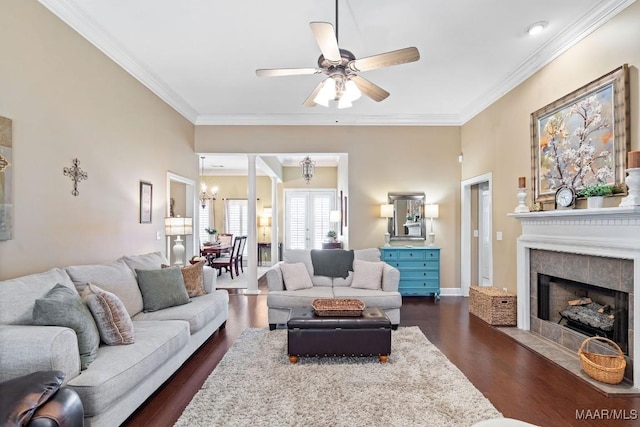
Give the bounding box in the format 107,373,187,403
578,336,626,384
312,298,365,317
469,286,516,326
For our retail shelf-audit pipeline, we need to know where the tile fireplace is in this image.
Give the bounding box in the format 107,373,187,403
510,207,640,388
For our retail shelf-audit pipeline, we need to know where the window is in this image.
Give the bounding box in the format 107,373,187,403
224,199,249,255
198,203,210,246
284,190,336,250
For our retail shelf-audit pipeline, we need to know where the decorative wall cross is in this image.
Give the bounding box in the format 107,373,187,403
63,158,88,196
0,153,9,172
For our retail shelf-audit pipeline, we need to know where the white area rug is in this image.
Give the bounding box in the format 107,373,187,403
175,327,502,426
214,266,271,289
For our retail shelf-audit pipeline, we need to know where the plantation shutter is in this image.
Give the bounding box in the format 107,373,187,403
285,190,336,250
225,199,248,237
198,204,210,246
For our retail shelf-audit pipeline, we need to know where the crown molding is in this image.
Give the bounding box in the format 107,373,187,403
37,0,199,123
38,0,635,127
458,0,635,124
194,113,462,126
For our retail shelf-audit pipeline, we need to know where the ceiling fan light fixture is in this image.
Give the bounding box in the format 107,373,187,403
314,77,337,106
345,80,361,101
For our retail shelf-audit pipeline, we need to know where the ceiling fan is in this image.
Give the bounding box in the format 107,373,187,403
255,1,420,109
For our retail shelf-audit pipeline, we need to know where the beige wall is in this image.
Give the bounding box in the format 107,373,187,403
461,2,640,292
196,126,462,288
0,0,196,279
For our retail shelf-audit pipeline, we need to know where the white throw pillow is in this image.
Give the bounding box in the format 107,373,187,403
281,262,314,291
350,259,385,290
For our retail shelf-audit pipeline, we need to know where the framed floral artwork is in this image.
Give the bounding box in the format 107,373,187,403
530,64,630,203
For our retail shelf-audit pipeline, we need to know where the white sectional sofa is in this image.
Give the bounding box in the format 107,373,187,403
266,248,402,329
0,252,229,427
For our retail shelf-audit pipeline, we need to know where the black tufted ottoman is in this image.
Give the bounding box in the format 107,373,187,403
287,306,392,363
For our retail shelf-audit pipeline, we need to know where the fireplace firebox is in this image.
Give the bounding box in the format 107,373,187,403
537,274,628,354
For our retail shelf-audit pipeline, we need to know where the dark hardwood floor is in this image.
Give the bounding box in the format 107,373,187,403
124,281,640,427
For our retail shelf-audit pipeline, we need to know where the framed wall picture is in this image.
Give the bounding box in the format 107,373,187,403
139,181,152,224
530,64,630,203
0,116,12,241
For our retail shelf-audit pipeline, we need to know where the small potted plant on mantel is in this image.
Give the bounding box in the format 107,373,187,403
577,183,613,209
326,230,338,242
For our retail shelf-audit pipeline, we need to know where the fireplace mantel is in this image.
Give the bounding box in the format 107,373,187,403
510,206,640,388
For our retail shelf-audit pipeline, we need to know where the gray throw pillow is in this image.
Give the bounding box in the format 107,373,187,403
135,267,190,312
32,284,100,370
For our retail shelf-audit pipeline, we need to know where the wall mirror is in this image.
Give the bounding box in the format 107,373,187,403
387,192,426,241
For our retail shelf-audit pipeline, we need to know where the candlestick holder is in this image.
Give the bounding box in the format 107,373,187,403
514,188,530,213
619,168,640,207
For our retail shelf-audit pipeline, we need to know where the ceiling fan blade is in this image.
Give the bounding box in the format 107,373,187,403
350,75,389,102
310,22,341,64
302,81,325,107
256,68,321,77
348,47,420,72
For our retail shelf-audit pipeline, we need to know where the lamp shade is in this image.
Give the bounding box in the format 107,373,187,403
164,217,193,236
380,204,394,218
425,204,439,219
259,216,269,227
329,210,341,223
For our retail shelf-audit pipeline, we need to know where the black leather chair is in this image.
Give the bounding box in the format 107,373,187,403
0,371,84,427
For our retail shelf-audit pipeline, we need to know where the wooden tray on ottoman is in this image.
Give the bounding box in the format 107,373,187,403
312,298,365,317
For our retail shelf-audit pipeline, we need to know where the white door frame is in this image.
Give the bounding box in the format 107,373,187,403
166,172,196,263
460,173,493,296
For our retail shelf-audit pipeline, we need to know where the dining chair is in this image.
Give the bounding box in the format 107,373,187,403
211,236,242,279
218,233,233,246
236,236,247,275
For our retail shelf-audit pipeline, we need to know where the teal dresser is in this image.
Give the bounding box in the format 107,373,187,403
380,247,440,299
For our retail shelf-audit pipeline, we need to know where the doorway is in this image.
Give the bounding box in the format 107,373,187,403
460,173,493,296
284,189,336,250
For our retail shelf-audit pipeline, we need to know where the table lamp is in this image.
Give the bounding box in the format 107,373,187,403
424,204,439,246
164,216,193,265
380,204,394,246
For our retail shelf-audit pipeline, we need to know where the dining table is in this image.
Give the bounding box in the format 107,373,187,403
200,244,231,266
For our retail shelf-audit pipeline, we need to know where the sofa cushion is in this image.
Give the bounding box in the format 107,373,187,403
32,284,100,370
162,260,207,297
132,290,228,334
280,262,314,291
267,286,335,309
0,268,76,326
350,259,385,290
66,260,144,317
76,283,134,345
283,250,314,275
121,252,170,275
310,249,354,278
354,248,382,262
66,320,189,417
332,287,402,310
135,267,190,312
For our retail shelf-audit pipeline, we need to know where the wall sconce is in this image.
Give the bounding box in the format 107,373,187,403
424,204,439,246
380,204,394,246
199,156,218,208
164,216,193,265
300,156,315,185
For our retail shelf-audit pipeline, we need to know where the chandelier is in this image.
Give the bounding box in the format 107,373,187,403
199,157,217,209
300,156,315,185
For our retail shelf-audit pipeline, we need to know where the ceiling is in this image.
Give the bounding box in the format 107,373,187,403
37,0,634,174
